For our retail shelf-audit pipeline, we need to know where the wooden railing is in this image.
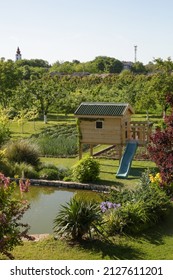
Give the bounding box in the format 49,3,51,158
130,121,153,144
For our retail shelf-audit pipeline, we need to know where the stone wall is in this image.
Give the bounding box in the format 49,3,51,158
13,178,112,192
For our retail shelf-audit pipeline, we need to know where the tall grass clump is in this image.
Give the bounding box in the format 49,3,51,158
4,139,40,167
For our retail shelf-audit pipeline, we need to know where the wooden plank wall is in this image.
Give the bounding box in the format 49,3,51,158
80,118,122,144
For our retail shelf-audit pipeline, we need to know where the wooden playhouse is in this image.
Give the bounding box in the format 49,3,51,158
74,102,152,159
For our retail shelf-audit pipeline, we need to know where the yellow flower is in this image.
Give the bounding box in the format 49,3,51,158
155,173,162,182
149,174,155,183
149,173,162,183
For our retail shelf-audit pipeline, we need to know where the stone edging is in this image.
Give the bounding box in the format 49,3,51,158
13,178,113,192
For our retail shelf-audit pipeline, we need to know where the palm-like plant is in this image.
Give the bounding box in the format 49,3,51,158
53,197,101,240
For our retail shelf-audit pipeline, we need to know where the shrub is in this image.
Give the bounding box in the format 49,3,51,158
39,164,70,180
53,197,101,240
0,173,31,259
101,200,150,235
39,168,60,180
4,139,40,167
0,126,11,146
0,150,13,177
72,156,100,183
12,162,39,179
101,172,171,235
148,95,173,194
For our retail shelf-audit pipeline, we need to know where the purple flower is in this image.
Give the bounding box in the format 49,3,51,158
100,201,121,213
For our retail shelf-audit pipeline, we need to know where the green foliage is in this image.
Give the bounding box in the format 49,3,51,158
51,56,123,74
53,197,101,240
12,162,39,179
39,168,59,180
1,56,173,119
36,135,78,156
32,124,78,156
4,139,40,167
102,201,149,235
0,173,30,259
0,126,11,146
38,163,70,180
0,60,22,108
72,157,100,183
102,173,171,235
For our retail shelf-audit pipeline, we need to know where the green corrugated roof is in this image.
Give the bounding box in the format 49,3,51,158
74,102,132,116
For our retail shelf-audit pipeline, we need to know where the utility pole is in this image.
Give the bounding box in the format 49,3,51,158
134,45,137,63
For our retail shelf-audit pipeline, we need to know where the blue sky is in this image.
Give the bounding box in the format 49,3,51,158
1,0,173,64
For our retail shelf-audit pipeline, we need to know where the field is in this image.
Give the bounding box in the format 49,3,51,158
1,113,172,260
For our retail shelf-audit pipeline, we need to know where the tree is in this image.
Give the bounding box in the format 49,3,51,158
135,75,157,117
92,56,123,73
150,58,173,117
0,60,22,108
14,109,38,133
26,75,60,123
15,59,50,68
131,62,147,74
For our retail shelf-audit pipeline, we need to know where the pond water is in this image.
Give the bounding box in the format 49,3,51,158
21,186,100,234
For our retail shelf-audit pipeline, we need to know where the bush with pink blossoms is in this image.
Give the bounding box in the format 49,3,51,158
0,173,31,259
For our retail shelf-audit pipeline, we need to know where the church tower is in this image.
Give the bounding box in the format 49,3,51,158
15,47,22,61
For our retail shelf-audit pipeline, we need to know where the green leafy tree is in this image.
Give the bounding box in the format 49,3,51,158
135,75,157,116
23,75,60,123
92,56,123,73
150,58,173,117
131,62,147,74
0,60,22,108
15,59,50,68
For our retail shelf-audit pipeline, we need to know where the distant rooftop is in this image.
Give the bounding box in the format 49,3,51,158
74,102,133,116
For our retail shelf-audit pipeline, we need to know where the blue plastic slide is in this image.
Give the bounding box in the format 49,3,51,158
116,140,138,178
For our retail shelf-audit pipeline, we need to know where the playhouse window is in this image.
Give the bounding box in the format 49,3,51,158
96,120,103,129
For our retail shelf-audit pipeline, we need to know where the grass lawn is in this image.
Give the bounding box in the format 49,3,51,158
40,156,156,188
1,205,173,260
9,113,76,139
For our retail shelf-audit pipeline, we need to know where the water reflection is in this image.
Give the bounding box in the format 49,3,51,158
22,186,75,234
21,186,101,234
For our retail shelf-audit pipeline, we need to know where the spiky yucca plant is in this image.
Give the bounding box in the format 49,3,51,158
53,197,101,240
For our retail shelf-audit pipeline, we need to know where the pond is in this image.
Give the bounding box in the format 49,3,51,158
21,186,101,234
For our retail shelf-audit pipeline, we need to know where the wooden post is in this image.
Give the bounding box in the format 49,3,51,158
90,144,93,157
118,145,123,162
79,141,82,160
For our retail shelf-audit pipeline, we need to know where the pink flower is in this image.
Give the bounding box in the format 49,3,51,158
19,179,30,193
0,173,10,188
